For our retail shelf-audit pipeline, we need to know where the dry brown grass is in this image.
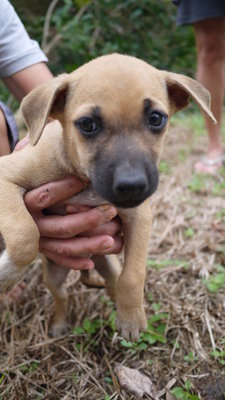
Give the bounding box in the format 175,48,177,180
0,114,225,400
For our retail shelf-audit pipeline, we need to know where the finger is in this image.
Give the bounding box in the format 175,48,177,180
41,250,95,270
107,235,123,254
14,134,30,151
39,234,122,258
24,176,85,211
78,218,121,238
35,205,118,238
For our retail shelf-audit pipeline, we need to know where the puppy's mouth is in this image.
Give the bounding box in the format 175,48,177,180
91,159,159,209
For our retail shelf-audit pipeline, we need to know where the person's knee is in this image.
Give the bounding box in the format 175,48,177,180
195,21,225,66
195,18,225,65
197,35,225,66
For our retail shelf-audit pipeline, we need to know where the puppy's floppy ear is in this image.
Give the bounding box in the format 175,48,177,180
21,74,70,145
165,71,216,124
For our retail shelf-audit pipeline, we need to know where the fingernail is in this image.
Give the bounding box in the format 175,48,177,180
98,205,117,220
97,205,111,211
102,238,114,251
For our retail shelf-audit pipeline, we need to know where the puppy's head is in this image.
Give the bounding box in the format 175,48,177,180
21,54,216,208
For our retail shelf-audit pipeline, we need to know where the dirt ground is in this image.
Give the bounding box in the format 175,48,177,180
0,111,225,400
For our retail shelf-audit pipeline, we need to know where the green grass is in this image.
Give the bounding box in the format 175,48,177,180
211,349,225,366
171,385,200,400
183,351,199,363
120,312,169,353
215,209,225,223
178,148,191,162
72,307,117,351
203,264,225,293
171,108,206,137
158,160,171,174
187,172,225,197
147,258,189,270
184,227,195,239
171,108,225,137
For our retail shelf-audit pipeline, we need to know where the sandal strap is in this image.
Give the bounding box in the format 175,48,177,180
202,155,225,166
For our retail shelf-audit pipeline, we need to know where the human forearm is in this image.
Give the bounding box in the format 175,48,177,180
3,63,53,101
0,108,11,156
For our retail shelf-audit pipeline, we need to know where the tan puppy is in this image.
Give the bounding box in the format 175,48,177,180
0,54,215,340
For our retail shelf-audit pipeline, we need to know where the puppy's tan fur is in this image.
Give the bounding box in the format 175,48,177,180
0,54,215,340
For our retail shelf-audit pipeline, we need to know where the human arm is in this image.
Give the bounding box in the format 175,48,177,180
0,0,53,100
0,108,11,156
3,63,53,101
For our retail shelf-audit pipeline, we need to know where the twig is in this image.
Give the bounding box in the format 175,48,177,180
42,0,60,49
205,304,216,350
43,4,89,57
89,26,101,52
157,378,176,398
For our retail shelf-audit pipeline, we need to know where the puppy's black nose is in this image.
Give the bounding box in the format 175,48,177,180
113,173,148,203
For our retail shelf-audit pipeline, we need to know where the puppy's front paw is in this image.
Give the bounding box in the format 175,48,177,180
116,306,147,341
49,320,68,338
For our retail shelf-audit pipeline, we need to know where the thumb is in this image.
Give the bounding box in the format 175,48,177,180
14,133,30,151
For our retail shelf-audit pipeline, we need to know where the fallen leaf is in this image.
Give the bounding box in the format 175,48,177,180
114,364,158,399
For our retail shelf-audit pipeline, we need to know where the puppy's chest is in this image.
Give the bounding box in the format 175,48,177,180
47,185,108,215
67,185,107,207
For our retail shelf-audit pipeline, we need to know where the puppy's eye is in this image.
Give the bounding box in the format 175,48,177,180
148,111,167,132
76,117,98,135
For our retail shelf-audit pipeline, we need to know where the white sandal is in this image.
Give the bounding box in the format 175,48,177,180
194,155,225,174
201,155,225,166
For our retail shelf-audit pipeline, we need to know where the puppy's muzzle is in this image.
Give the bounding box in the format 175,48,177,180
113,164,148,205
92,155,159,208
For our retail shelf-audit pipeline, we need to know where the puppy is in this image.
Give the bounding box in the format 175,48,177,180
0,54,215,340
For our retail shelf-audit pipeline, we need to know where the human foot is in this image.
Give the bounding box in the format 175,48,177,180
194,155,225,174
0,281,26,306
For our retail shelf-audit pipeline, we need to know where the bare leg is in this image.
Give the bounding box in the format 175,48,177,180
0,109,11,156
194,17,225,173
0,281,26,306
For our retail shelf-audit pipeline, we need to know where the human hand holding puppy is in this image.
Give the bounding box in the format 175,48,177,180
15,138,123,271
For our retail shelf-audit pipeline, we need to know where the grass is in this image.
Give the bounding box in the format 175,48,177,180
171,382,200,400
203,264,225,293
187,169,225,198
171,107,225,137
147,258,189,270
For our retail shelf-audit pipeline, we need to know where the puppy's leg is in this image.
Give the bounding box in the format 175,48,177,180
116,200,152,341
42,257,70,337
80,269,106,289
92,254,121,301
0,181,40,292
80,255,121,301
